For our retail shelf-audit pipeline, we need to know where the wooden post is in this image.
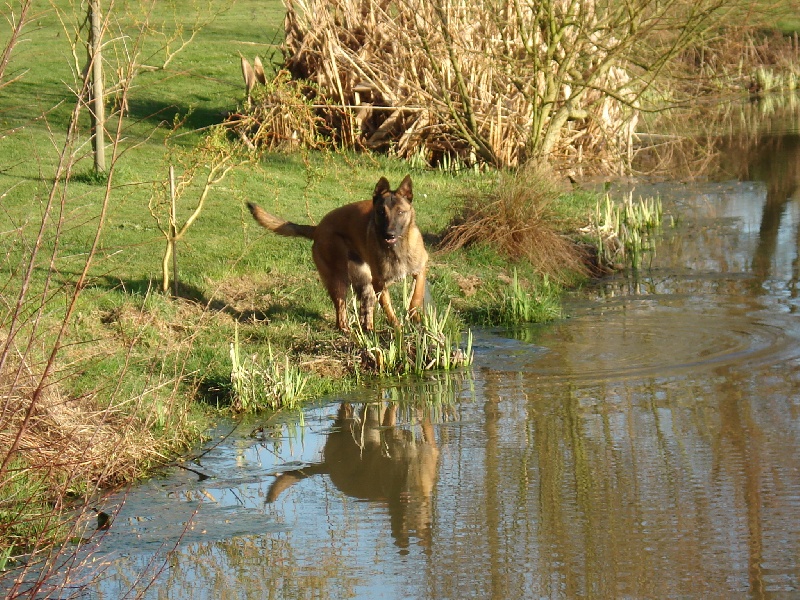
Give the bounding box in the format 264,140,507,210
89,0,106,173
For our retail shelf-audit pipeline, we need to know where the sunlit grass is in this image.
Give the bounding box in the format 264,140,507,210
0,459,67,568
464,268,563,326
500,269,562,325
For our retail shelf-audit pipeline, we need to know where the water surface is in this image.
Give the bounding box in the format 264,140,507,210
77,106,800,599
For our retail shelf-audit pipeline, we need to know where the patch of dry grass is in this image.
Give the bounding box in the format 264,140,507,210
440,164,589,281
0,304,201,570
1,382,184,490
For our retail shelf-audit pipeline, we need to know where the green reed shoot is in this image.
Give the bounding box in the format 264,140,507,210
592,192,663,270
229,325,308,413
500,269,562,325
475,269,562,326
352,299,473,376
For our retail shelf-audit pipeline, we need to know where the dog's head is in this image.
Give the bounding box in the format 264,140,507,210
372,175,414,246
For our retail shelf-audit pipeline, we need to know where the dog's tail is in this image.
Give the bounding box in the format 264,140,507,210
247,202,316,240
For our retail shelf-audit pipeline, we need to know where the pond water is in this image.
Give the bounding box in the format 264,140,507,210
72,104,800,598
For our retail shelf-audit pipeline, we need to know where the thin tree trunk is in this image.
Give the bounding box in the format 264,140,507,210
90,0,106,173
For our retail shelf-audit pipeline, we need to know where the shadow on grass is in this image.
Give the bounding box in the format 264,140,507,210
91,276,325,327
195,374,234,409
125,97,229,133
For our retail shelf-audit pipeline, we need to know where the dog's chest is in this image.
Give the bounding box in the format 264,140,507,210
382,250,410,282
373,240,421,283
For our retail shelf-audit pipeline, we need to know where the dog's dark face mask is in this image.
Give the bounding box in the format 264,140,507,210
372,175,414,246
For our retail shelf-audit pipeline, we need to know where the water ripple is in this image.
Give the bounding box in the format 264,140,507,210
475,295,800,382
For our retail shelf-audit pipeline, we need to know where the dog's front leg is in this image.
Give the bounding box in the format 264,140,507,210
407,270,426,323
349,261,377,330
378,288,400,328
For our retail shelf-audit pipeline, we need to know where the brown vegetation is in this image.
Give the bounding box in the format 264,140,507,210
234,1,799,176
262,0,738,173
440,164,589,280
229,69,332,151
1,373,170,492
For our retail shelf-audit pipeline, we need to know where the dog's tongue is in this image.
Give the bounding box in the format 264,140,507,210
385,236,397,245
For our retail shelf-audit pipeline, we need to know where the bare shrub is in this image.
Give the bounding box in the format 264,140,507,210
440,164,589,279
0,0,34,90
0,1,216,592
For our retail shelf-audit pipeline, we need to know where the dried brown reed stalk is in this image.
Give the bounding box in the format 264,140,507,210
228,70,334,151
678,14,800,95
440,164,589,279
278,0,728,171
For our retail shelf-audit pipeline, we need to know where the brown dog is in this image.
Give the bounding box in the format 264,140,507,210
247,175,428,331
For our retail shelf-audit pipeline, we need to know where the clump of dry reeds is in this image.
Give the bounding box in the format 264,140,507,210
440,164,589,279
1,375,176,493
269,0,646,171
0,327,197,575
228,69,334,151
679,21,800,96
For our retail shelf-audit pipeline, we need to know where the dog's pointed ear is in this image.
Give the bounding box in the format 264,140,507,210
373,177,391,202
397,175,413,201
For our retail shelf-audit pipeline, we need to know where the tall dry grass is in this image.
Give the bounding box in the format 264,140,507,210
279,0,641,170
267,0,736,172
440,164,589,280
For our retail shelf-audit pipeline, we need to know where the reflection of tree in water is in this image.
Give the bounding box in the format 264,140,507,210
722,122,800,283
719,129,800,283
636,101,800,287
268,402,440,553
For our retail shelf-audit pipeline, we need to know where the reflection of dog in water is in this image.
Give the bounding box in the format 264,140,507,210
267,402,439,552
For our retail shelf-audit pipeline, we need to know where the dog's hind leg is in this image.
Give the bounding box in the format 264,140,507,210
320,279,349,331
313,246,351,331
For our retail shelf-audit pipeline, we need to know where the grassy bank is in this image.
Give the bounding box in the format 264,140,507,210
1,0,795,583
0,0,601,573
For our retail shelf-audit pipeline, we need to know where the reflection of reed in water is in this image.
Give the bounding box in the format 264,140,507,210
267,402,440,553
633,95,800,179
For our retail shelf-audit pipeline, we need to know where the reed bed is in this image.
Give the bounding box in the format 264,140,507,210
273,0,640,170
584,193,663,270
353,303,473,376
229,325,309,412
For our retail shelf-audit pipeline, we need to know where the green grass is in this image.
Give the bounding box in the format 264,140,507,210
0,0,607,424
0,0,606,566
2,0,796,571
0,460,66,566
